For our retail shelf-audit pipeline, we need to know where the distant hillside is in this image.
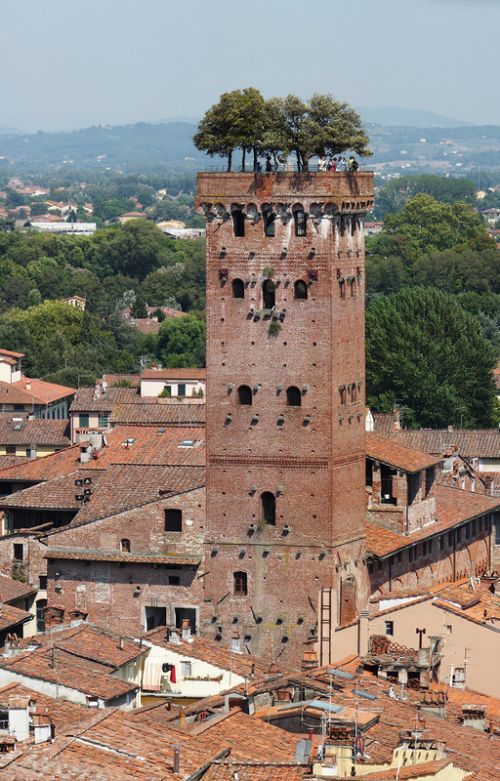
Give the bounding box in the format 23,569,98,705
358,105,471,128
0,119,500,175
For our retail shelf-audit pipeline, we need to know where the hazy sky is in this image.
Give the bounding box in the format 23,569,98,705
2,0,499,131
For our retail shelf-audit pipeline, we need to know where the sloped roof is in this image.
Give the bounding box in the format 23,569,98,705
0,681,86,730
144,629,271,679
0,469,105,511
366,433,441,473
388,429,500,459
367,484,500,557
68,463,205,524
141,368,206,380
0,603,31,632
0,376,74,406
0,417,70,446
0,574,36,604
110,401,206,426
19,623,145,667
0,647,138,700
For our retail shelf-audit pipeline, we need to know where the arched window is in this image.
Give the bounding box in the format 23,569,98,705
350,383,357,403
293,207,307,236
262,206,276,237
339,385,347,405
237,385,252,405
232,278,245,299
232,208,245,237
339,279,346,300
294,280,308,300
286,386,301,406
233,571,248,596
262,280,276,309
121,538,131,553
261,492,276,525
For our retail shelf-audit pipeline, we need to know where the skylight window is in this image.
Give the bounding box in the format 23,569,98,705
179,439,195,448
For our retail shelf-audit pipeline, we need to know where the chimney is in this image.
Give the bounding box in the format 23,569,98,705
119,636,124,650
393,408,401,431
359,609,370,657
230,632,241,654
461,704,487,732
181,618,191,642
8,696,30,741
33,711,53,744
301,649,318,672
178,707,186,729
25,382,31,392
173,744,180,774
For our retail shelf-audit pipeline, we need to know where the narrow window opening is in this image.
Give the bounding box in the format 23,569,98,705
233,571,248,596
232,278,245,299
165,509,182,533
293,208,307,236
237,385,252,406
339,385,347,405
286,386,301,406
294,280,308,300
261,492,276,525
339,279,346,299
232,209,245,237
120,538,131,553
263,208,276,237
262,280,276,309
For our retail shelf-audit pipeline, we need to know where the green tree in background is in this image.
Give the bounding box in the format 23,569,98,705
194,89,371,171
158,314,205,368
375,175,476,218
369,194,495,263
366,287,497,428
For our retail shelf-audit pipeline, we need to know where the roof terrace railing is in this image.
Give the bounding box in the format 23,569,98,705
202,164,371,174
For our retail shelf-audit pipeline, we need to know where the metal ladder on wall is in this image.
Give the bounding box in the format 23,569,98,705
319,587,333,667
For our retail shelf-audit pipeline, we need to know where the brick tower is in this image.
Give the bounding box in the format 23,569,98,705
196,171,374,667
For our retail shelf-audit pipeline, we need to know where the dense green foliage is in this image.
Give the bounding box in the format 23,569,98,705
374,175,477,218
194,89,371,171
0,221,206,381
366,288,497,428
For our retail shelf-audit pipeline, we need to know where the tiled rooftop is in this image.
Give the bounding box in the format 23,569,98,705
387,429,500,459
0,417,70,446
46,547,201,565
367,484,500,557
144,629,271,679
18,623,145,668
0,574,36,604
110,401,206,426
0,603,32,632
140,368,206,380
69,462,205,524
0,469,105,511
0,376,74,406
0,681,87,729
0,647,138,700
366,433,442,473
202,763,307,781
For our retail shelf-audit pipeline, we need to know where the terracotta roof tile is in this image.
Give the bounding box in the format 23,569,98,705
0,417,70,446
0,647,138,701
0,681,87,730
202,763,307,781
0,469,105,511
0,376,74,406
388,429,500,459
110,401,205,426
18,623,145,667
144,630,271,679
366,433,442,473
46,547,201,565
367,485,500,557
0,602,31,632
0,574,36,604
141,368,206,380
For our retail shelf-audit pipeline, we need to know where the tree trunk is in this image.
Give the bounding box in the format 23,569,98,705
242,148,246,171
227,150,232,172
302,154,309,172
295,150,301,171
253,147,258,171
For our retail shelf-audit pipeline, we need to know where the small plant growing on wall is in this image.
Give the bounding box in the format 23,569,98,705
262,266,275,278
268,321,281,336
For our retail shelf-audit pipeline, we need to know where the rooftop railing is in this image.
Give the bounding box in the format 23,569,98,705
202,164,369,174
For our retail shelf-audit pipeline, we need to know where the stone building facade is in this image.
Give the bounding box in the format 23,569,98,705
196,171,375,665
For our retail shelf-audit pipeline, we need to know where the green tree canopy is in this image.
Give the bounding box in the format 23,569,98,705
194,89,371,171
158,314,205,368
366,287,497,428
375,175,477,218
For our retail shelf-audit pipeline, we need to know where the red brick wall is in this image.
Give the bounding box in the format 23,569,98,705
369,526,491,595
45,488,206,635
198,172,374,665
